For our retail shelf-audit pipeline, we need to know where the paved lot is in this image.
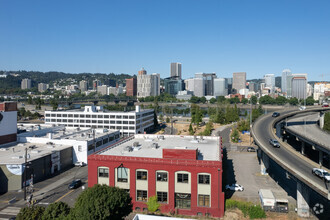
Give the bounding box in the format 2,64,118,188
224,150,295,205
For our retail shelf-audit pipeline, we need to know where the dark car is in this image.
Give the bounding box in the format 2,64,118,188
269,139,280,148
247,147,256,152
272,112,280,117
68,179,82,189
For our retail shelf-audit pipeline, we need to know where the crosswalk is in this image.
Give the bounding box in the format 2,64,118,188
0,206,21,219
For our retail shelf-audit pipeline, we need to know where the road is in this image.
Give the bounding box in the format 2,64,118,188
252,108,329,198
0,166,87,219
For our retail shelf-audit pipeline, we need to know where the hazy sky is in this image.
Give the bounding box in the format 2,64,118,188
1,0,329,81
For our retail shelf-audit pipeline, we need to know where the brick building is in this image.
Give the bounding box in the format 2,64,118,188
88,134,225,218
126,78,137,97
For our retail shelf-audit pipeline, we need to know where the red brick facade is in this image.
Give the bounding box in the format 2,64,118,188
88,139,225,218
126,78,137,97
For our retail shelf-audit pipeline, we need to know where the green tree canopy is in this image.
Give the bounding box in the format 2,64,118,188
147,196,161,213
71,184,132,220
42,202,71,220
17,206,45,220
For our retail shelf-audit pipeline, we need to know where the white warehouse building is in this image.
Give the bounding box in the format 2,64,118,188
45,105,155,137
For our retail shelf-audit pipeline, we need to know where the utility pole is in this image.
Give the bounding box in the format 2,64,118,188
249,98,252,145
24,148,27,201
93,129,96,152
170,101,173,135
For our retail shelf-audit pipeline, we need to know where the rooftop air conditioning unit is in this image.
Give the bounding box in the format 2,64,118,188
152,143,159,149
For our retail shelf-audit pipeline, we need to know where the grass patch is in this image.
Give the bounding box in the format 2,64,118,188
226,199,266,219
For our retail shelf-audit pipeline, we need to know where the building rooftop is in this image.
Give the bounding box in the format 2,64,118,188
45,105,153,114
97,134,221,161
17,124,118,141
0,142,71,165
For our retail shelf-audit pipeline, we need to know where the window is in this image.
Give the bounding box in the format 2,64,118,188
175,193,191,209
98,115,103,118
86,120,91,123
80,115,85,118
92,120,97,123
116,121,122,124
136,190,147,201
104,115,109,118
129,121,135,124
136,171,147,180
104,120,109,124
123,116,128,119
129,116,135,119
157,172,167,182
177,173,188,183
98,168,109,177
63,119,67,122
86,115,91,118
74,114,79,118
46,114,50,117
123,121,128,124
117,167,128,182
63,114,67,117
116,115,122,119
80,120,85,123
68,114,73,117
92,115,97,118
157,192,168,203
198,195,210,207
198,174,210,184
51,114,55,117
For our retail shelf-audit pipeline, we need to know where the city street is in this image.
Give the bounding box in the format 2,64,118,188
0,166,87,219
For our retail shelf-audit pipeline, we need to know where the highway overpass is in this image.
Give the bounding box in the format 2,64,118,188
251,107,330,219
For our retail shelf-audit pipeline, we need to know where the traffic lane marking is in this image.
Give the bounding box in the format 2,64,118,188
55,190,74,202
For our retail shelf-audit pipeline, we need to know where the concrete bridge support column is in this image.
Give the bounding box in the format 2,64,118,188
301,142,305,155
319,151,323,166
297,181,310,218
260,152,269,175
320,112,325,129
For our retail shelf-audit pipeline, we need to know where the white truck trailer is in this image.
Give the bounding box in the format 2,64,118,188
259,189,276,211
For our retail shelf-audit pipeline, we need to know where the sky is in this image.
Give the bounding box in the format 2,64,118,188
0,0,329,81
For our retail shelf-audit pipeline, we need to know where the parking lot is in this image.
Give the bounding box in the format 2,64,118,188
224,148,296,205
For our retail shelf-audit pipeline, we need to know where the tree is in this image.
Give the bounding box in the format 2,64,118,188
159,114,164,122
166,117,170,123
200,96,207,104
241,98,248,104
17,206,45,220
323,112,330,132
209,97,217,104
153,112,159,128
231,128,240,143
217,96,226,104
305,96,315,106
71,184,132,220
275,96,287,105
50,99,58,110
251,96,258,105
147,196,160,213
42,202,70,220
191,104,203,125
28,95,33,104
259,95,275,105
288,97,299,106
189,123,194,135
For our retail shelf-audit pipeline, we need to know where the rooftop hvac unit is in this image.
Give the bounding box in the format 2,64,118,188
158,136,165,140
152,143,159,149
133,142,139,147
124,146,133,152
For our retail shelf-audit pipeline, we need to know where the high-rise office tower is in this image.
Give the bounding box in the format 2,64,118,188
93,80,101,90
214,78,227,96
232,72,246,93
281,69,292,94
79,80,88,92
126,78,137,97
264,74,275,92
38,83,49,93
225,78,233,94
137,70,160,97
292,74,307,100
21,78,32,90
170,62,182,79
138,68,147,76
164,77,184,95
195,73,216,96
193,78,205,97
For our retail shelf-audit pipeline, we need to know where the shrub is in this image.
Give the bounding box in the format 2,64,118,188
147,196,160,213
225,199,266,219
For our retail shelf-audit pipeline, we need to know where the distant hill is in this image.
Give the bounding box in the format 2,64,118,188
0,70,135,89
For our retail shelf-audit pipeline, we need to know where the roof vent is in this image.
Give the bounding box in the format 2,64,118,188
124,146,133,152
152,143,159,149
133,142,139,147
0,148,9,151
31,150,41,154
158,136,165,140
12,156,23,159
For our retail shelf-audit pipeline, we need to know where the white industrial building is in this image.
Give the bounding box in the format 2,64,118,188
45,105,155,136
17,124,120,165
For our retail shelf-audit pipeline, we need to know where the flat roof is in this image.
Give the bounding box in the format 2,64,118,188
45,108,153,114
0,142,72,165
17,124,119,141
98,134,221,161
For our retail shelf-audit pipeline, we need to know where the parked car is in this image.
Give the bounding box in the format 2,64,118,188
322,102,329,107
225,184,244,191
68,179,82,189
312,168,330,182
269,139,280,148
247,147,256,152
272,112,280,117
74,161,86,167
298,106,306,111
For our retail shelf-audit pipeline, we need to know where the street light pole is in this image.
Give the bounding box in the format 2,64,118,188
249,98,252,145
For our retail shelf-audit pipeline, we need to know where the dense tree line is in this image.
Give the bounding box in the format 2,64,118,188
324,112,330,132
16,185,132,220
259,95,316,106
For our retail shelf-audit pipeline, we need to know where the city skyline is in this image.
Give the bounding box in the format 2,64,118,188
1,0,330,81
